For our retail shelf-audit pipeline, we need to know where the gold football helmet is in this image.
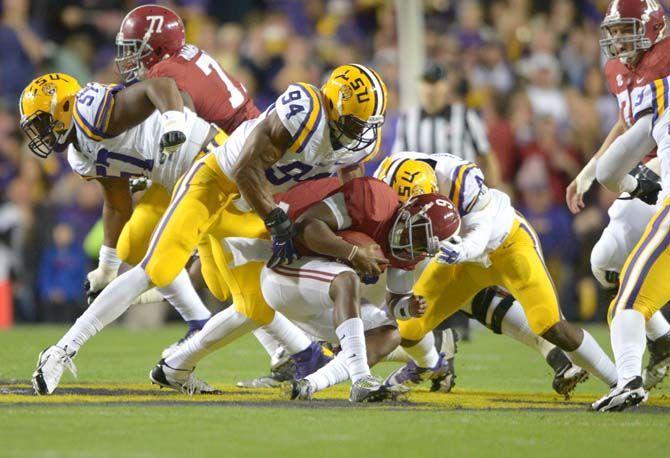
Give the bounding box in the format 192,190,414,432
322,64,387,152
19,73,81,158
377,158,439,202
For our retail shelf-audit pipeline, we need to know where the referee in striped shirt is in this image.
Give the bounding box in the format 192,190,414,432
393,63,501,186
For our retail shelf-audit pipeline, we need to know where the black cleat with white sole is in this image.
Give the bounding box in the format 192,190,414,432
592,376,648,412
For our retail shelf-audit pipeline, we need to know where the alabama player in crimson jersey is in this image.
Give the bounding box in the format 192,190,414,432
151,176,459,401
566,0,670,395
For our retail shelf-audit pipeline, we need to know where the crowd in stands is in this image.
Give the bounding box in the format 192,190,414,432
0,0,622,322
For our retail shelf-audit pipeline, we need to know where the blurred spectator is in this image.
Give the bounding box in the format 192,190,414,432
38,222,86,322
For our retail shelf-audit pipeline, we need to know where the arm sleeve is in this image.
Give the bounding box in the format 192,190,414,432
464,109,490,155
275,83,323,154
595,114,655,193
459,203,495,261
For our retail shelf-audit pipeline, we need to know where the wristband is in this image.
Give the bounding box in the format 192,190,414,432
575,158,597,194
161,110,186,133
98,245,121,272
347,245,359,262
391,296,412,321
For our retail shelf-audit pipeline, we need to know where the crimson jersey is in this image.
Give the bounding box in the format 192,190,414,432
147,44,260,134
605,38,670,127
274,177,419,270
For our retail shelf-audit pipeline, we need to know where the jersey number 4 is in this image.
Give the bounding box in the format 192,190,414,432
195,53,245,109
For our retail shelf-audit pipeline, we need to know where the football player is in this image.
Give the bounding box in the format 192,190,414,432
591,62,670,409
32,64,388,395
564,0,670,403
375,152,588,397
116,4,319,370
155,176,459,401
375,153,618,393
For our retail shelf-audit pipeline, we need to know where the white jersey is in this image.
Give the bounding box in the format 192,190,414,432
374,151,516,254
215,82,380,195
67,82,211,192
631,78,670,194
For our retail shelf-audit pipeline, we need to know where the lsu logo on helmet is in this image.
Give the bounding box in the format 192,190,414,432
322,64,387,152
19,73,81,158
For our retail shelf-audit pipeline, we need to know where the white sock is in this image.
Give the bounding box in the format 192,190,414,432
57,266,151,353
403,332,440,368
610,309,646,388
165,306,258,370
335,318,370,383
645,311,670,341
157,269,212,322
382,346,411,363
500,300,556,358
568,329,618,387
253,328,283,358
260,312,311,355
305,352,350,392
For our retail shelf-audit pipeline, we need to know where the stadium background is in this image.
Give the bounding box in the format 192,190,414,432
0,0,642,325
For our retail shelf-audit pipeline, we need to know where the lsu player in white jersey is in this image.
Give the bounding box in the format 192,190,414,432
373,152,619,393
31,64,389,396
589,159,670,391
23,73,318,395
374,151,590,396
592,75,670,411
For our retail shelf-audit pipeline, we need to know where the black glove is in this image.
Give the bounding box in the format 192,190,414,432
630,176,662,205
264,207,299,268
84,279,102,305
159,130,186,154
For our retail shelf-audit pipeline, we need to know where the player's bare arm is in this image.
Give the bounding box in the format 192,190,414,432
97,177,133,248
295,202,389,276
337,164,365,183
566,115,626,214
385,293,427,319
232,111,292,219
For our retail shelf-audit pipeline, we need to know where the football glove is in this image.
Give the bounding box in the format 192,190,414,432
264,207,299,268
437,236,464,265
630,176,662,205
159,111,187,154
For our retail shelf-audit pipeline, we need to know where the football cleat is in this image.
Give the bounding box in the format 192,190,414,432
384,352,455,392
349,375,390,403
592,376,648,412
292,341,333,380
149,359,220,395
281,379,315,400
32,345,77,395
546,348,588,398
236,359,297,388
642,333,670,390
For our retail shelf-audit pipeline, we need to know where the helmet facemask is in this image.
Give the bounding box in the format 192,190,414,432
329,113,384,157
600,19,652,64
20,111,66,158
389,201,439,261
115,33,154,84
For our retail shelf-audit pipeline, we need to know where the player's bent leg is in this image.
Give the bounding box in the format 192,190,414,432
466,287,587,397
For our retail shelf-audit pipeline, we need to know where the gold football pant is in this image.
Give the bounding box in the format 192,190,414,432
399,217,562,341
139,153,275,325
609,196,670,322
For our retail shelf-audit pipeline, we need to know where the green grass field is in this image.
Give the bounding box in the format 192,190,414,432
1,324,669,458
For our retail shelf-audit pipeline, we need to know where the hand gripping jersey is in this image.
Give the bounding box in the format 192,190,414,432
147,45,259,134
67,82,211,192
273,176,418,270
215,83,382,196
374,151,515,254
605,37,670,127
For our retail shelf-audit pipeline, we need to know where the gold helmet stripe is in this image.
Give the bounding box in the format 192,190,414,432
288,83,323,154
449,162,477,212
350,64,384,118
368,66,387,115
